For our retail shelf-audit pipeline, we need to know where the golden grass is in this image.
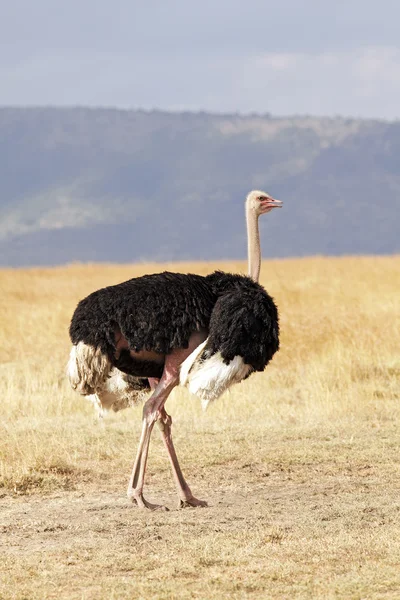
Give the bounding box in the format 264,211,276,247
1,256,400,599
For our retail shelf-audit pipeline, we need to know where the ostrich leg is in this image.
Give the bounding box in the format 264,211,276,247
157,407,207,508
127,373,175,510
127,331,207,510
147,378,206,508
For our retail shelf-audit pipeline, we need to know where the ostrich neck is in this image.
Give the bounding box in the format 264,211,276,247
246,207,262,282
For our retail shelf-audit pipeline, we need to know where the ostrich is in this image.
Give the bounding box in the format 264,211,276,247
67,190,282,510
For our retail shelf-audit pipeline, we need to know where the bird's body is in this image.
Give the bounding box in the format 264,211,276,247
69,272,214,374
67,190,282,510
69,270,278,382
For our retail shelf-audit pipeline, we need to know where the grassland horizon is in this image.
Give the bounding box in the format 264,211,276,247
1,255,399,599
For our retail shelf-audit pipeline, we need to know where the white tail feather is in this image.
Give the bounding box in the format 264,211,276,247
67,342,111,395
179,339,208,386
180,343,251,410
68,344,150,415
89,370,150,416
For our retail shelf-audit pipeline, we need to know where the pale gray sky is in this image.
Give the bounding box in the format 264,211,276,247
1,0,400,119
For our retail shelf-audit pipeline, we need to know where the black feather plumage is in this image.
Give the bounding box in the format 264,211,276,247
69,270,279,374
203,272,279,370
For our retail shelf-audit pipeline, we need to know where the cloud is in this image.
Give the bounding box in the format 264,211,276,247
1,0,400,123
2,46,400,120
2,1,400,57
244,47,400,118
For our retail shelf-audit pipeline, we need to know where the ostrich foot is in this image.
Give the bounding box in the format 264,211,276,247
179,496,208,508
129,492,169,511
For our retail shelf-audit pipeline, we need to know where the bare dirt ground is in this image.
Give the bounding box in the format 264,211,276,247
2,422,400,600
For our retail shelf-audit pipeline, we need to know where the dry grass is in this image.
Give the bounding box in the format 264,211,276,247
1,256,400,599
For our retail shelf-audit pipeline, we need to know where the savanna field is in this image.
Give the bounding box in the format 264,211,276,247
1,257,400,599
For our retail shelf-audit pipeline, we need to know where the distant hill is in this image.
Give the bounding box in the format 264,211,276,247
0,107,399,266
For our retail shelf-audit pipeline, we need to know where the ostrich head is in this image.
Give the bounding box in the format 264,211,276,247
246,190,283,215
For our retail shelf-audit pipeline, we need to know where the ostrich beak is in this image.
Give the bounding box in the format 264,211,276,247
260,197,283,211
